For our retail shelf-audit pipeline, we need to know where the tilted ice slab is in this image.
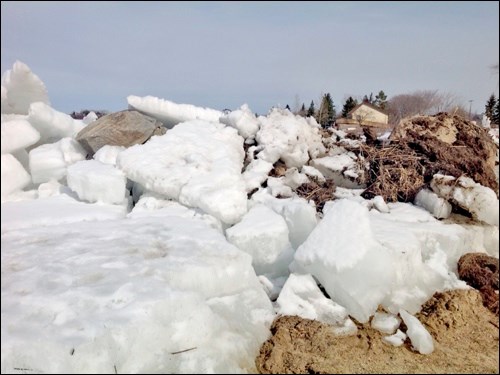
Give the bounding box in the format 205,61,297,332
294,199,395,323
1,153,31,200
1,60,50,115
1,118,40,154
27,102,82,145
29,137,87,185
117,120,248,224
276,273,357,334
1,214,274,373
294,199,491,323
226,204,294,278
127,95,223,128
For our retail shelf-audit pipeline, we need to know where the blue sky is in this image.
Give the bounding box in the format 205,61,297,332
1,1,498,115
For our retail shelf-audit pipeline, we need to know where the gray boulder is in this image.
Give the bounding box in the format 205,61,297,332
76,110,166,156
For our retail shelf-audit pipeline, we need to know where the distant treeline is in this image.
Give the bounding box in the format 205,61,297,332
70,110,109,120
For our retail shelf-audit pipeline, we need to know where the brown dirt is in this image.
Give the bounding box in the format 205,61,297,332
358,113,499,202
256,289,499,374
458,253,499,315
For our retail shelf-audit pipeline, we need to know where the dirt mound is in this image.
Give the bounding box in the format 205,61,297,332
458,253,499,315
360,113,498,202
256,289,499,374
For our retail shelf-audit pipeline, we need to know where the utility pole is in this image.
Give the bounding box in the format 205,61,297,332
468,100,473,119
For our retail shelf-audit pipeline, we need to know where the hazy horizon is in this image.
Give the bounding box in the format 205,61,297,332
1,1,498,115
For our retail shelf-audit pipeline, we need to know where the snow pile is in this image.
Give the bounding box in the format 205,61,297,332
242,158,274,192
1,60,50,115
254,108,325,168
220,104,260,140
117,120,247,225
127,95,223,128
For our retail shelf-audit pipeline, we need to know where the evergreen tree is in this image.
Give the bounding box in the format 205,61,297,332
318,93,336,128
341,96,358,117
298,103,307,117
374,90,388,110
307,100,315,117
492,99,500,125
485,94,497,121
285,104,291,111
362,94,369,103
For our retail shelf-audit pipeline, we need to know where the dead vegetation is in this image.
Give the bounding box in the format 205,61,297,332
296,179,336,212
356,113,498,202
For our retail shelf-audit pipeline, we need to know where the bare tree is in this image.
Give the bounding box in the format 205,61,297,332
387,90,464,124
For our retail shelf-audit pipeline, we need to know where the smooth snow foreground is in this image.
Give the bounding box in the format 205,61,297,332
1,213,274,373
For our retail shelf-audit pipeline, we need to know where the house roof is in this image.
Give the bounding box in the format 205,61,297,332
347,102,388,116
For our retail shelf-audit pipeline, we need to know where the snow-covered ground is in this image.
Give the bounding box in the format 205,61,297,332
1,61,499,373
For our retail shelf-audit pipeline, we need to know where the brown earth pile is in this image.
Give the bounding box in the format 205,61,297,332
256,289,499,374
458,253,499,315
359,113,498,202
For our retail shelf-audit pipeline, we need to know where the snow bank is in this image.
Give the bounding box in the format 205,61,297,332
1,60,50,115
117,120,247,224
127,95,223,128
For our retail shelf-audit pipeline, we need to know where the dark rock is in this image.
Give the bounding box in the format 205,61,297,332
75,110,166,156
